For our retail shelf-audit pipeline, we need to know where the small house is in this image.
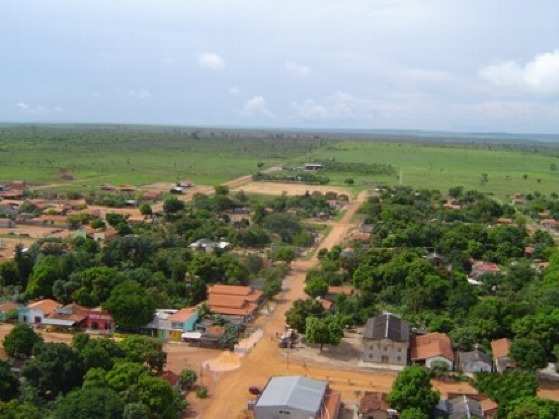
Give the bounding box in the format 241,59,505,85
541,219,559,231
0,301,20,321
357,392,396,419
469,261,500,283
189,238,231,253
491,338,514,373
410,332,454,370
41,303,90,329
435,395,498,419
457,346,492,376
18,299,62,325
207,285,263,322
304,163,323,171
253,376,340,419
362,313,410,366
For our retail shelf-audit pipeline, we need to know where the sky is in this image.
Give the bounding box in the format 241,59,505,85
3,0,559,133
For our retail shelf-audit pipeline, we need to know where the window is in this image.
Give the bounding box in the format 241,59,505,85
397,347,402,353
397,356,401,362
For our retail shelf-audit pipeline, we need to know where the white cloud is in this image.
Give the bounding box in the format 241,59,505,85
128,89,152,100
284,61,311,78
15,102,62,114
480,50,559,95
228,86,240,96
401,68,453,83
242,96,273,117
198,52,225,71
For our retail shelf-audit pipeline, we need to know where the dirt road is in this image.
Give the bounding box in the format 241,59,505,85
203,191,372,418
232,181,350,197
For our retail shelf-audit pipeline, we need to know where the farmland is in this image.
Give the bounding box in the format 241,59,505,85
0,124,559,198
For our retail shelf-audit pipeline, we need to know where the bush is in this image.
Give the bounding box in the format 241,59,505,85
196,386,208,399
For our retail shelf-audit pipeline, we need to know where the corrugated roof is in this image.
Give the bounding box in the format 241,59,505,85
363,313,410,342
458,349,492,371
256,376,327,414
208,284,252,296
168,307,196,322
27,299,62,316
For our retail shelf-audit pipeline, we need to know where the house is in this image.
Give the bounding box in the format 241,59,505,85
317,297,334,312
117,185,136,193
0,219,15,228
189,238,231,253
357,392,396,419
326,285,355,300
207,285,263,321
457,346,492,376
435,395,498,419
0,301,20,321
41,303,90,329
362,313,410,366
304,163,323,171
84,307,114,332
145,307,199,341
524,246,535,257
142,190,161,201
253,376,340,419
443,200,462,210
18,299,62,325
491,338,514,373
178,180,193,188
541,218,559,230
468,261,501,284
496,218,513,225
410,332,454,370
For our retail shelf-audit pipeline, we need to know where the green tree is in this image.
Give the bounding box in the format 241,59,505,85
52,387,124,419
179,369,197,391
387,366,440,415
119,335,166,373
123,402,150,419
399,408,429,419
25,255,63,298
510,338,548,370
304,276,328,298
136,374,184,419
285,299,325,333
0,360,19,401
304,316,343,352
22,342,85,400
2,324,43,359
507,397,559,419
163,197,185,214
105,362,148,392
139,203,152,217
103,280,156,330
474,371,537,408
0,400,41,419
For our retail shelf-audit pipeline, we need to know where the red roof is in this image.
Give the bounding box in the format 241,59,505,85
208,285,253,296
27,299,62,316
208,285,262,317
327,286,354,296
410,332,454,362
490,338,511,359
0,301,19,312
472,261,500,273
359,392,389,414
160,371,179,386
168,307,196,322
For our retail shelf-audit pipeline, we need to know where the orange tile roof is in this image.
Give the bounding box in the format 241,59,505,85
0,301,19,312
27,299,62,316
359,392,389,414
208,284,253,296
318,298,334,311
480,398,498,413
490,338,511,359
327,286,354,296
168,307,196,322
209,294,247,309
410,332,454,362
209,302,258,317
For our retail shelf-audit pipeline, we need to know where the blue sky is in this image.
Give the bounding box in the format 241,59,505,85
3,0,559,133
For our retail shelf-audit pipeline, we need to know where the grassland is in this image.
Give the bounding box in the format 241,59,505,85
1,124,558,198
302,141,559,197
0,125,325,187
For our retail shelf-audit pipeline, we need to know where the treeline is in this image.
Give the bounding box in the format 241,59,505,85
252,171,330,185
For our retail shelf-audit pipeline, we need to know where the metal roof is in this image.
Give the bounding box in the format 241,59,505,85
363,313,410,342
256,376,327,414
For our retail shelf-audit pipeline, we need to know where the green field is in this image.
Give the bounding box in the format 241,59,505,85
302,141,559,197
1,124,559,197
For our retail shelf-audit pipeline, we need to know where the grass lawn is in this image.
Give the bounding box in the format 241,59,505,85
302,141,559,198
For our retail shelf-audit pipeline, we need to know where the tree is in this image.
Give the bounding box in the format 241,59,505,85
387,366,440,415
286,299,325,333
103,280,156,330
2,323,43,359
507,397,559,419
139,203,152,217
22,342,85,399
136,374,184,419
448,186,464,199
80,338,125,371
52,387,124,419
105,362,149,392
304,276,328,298
272,246,296,263
344,178,354,185
119,335,166,373
304,316,343,352
0,360,19,401
257,162,264,169
0,400,41,419
163,197,184,214
0,261,20,287
123,403,150,419
214,185,229,196
480,173,489,185
399,408,429,419
474,371,537,408
179,369,197,391
25,255,63,298
510,338,548,370
105,213,127,227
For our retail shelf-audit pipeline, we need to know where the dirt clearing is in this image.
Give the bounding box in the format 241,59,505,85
232,181,350,196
